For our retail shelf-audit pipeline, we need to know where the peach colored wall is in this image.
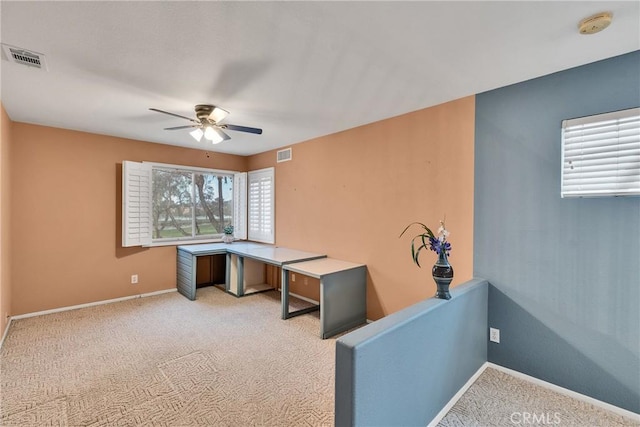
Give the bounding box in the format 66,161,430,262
1,103,12,334
11,123,247,316
248,97,475,320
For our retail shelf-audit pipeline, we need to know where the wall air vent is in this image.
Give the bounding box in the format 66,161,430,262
1,44,48,71
277,147,292,163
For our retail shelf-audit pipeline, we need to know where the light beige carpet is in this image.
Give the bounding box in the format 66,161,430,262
2,288,637,427
438,367,639,427
1,288,337,426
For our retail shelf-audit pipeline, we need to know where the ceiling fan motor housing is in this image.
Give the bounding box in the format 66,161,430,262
195,104,216,121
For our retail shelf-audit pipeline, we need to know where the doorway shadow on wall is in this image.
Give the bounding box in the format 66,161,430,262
115,162,148,258
488,285,639,413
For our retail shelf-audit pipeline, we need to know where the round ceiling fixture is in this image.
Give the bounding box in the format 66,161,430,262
578,12,613,35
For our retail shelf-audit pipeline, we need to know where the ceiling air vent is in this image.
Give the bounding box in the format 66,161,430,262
277,148,292,163
1,44,48,71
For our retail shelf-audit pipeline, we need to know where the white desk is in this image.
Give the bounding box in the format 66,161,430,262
282,258,367,339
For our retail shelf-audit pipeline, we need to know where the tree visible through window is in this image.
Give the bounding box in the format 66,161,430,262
152,167,233,240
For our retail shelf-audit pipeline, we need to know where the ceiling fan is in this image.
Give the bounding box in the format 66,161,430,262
149,104,262,144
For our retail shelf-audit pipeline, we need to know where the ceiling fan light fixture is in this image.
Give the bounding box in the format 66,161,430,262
204,126,225,144
209,106,229,124
150,105,261,143
204,125,216,140
190,128,204,142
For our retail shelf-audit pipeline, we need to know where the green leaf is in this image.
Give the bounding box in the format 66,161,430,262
410,238,417,261
414,245,425,268
400,221,436,268
399,222,434,239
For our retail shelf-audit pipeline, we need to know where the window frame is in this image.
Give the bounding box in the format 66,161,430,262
561,107,640,198
122,161,269,248
148,162,236,245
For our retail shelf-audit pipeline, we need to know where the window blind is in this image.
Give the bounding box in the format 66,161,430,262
122,161,152,247
248,167,275,244
233,172,248,240
561,107,640,197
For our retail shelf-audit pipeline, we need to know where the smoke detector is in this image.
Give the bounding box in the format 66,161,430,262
578,12,613,35
1,43,48,70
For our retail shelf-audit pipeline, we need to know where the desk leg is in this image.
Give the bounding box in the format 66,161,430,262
237,256,245,297
225,253,231,293
281,268,290,320
282,268,320,320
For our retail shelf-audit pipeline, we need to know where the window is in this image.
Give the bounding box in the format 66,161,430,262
561,107,640,198
248,167,275,244
151,166,233,241
122,161,248,247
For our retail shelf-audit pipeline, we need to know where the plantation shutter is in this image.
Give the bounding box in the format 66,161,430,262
247,167,275,244
561,107,640,197
233,172,247,240
122,161,152,247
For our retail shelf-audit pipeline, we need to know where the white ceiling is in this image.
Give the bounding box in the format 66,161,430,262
1,1,638,156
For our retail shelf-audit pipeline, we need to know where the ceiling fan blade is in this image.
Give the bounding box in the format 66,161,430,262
223,124,263,135
149,108,199,123
164,125,199,130
209,106,229,123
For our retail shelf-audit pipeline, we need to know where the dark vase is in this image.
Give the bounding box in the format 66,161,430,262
432,250,453,300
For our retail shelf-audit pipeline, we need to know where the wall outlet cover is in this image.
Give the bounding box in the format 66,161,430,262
490,327,500,343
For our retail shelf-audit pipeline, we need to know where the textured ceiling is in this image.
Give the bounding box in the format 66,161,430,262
1,1,639,156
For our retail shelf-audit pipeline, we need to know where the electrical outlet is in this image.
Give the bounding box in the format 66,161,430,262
291,273,296,282
304,277,308,285
490,327,500,343
131,274,138,284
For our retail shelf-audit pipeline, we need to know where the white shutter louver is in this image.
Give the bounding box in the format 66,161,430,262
561,107,640,198
248,167,275,244
122,161,152,247
233,172,247,240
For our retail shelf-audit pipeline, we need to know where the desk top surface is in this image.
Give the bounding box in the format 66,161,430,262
234,246,326,265
283,258,365,277
177,242,325,265
177,241,270,255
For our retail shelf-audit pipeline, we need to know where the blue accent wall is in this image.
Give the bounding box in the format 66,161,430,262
475,51,640,413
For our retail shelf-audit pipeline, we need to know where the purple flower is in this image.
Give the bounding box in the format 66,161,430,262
400,220,453,268
429,237,451,256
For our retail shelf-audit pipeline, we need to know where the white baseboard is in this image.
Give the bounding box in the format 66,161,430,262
487,363,640,422
0,316,12,350
11,288,177,320
428,362,490,426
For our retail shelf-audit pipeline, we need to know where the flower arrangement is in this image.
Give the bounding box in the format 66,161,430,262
399,219,452,267
223,225,234,235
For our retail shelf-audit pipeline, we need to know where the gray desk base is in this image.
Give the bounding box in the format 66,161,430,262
177,248,229,301
282,262,367,339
